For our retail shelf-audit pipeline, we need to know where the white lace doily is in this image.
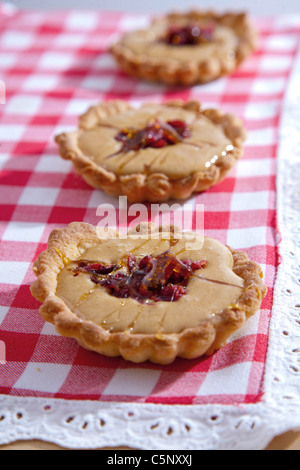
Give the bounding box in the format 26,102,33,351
0,22,300,454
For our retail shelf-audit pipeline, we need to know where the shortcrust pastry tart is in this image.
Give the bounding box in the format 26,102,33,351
55,100,247,203
110,10,257,85
30,222,267,365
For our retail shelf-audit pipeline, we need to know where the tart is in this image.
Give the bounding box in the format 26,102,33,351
30,222,267,365
110,10,257,85
55,99,247,203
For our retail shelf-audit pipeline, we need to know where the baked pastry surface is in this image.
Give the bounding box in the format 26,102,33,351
110,10,257,85
30,222,267,364
55,100,247,203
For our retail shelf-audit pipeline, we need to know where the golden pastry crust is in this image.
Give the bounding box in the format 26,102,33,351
110,10,257,85
55,99,247,203
30,222,267,365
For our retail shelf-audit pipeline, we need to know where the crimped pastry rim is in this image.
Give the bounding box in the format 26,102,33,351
110,10,258,85
30,222,267,365
55,99,247,203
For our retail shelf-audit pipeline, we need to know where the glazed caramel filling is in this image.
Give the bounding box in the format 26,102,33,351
56,235,244,335
77,103,233,178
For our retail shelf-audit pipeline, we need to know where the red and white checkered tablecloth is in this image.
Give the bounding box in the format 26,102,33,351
0,6,298,407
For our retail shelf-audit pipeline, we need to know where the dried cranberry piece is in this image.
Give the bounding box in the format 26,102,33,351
158,284,187,302
138,255,153,272
167,120,191,138
114,130,130,142
86,263,116,275
164,254,191,286
165,23,215,46
165,25,185,45
191,260,207,270
114,119,190,154
127,255,136,272
182,259,207,271
101,272,130,298
90,274,100,284
73,260,118,278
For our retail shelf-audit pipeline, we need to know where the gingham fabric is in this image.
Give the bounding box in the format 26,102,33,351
0,6,298,405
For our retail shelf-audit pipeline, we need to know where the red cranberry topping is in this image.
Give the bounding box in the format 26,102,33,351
167,120,191,138
159,284,187,302
114,119,190,153
74,260,118,277
180,259,207,271
165,23,215,46
73,252,207,303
